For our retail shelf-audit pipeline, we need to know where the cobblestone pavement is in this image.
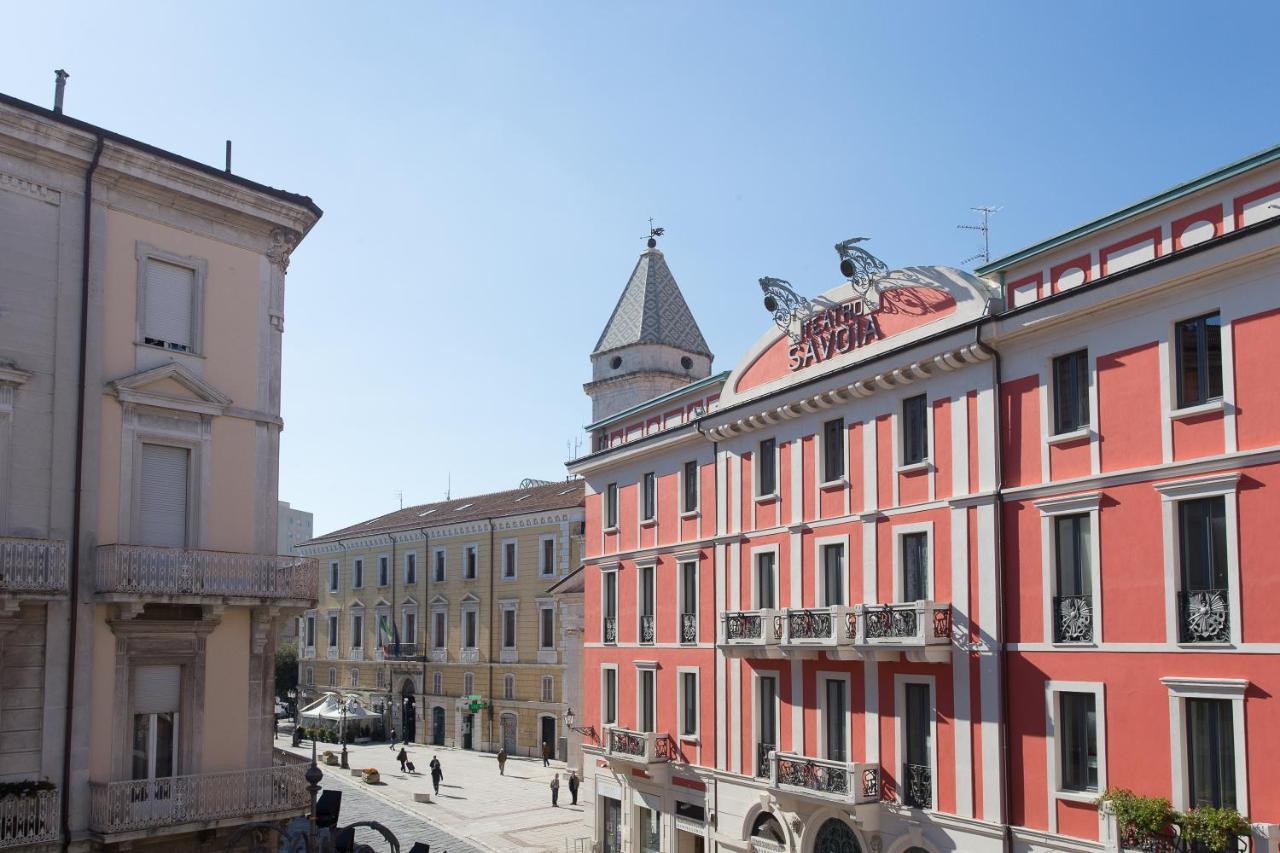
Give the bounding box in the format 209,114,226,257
278,734,591,852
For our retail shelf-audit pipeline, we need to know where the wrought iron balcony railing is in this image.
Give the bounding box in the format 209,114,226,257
719,609,782,655
902,762,932,809
602,616,617,644
1052,594,1094,643
851,601,952,658
771,753,881,805
0,788,59,848
1178,589,1231,644
680,612,697,644
603,727,674,765
95,545,317,602
639,614,655,644
384,643,421,660
0,537,69,595
89,766,308,835
756,743,775,778
782,606,854,653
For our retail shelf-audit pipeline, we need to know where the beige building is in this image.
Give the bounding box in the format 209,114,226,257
296,481,585,758
0,85,319,851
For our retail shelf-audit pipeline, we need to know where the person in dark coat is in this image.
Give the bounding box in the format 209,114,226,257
429,755,443,795
541,741,550,767
497,747,507,775
389,727,397,749
567,771,579,805
396,746,408,773
550,773,560,807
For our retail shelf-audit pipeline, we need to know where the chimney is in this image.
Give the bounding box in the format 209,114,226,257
53,69,69,114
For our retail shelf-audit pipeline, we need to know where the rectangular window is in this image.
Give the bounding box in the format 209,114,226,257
639,669,655,732
1175,312,1223,408
757,675,777,776
640,565,655,618
143,258,196,352
1186,698,1236,808
403,611,416,645
540,606,555,649
825,679,847,762
680,561,697,643
901,532,929,602
542,676,554,702
378,556,389,586
305,615,315,647
604,668,617,725
641,472,656,521
405,552,416,585
822,418,845,481
503,609,516,648
351,614,363,648
463,672,473,695
681,671,698,736
465,545,477,579
1054,514,1093,642
352,558,363,589
758,438,777,496
139,443,189,548
327,614,337,648
1178,497,1229,643
464,610,477,648
901,395,929,465
1053,350,1090,434
605,483,618,528
822,543,844,606
683,461,698,512
903,683,932,808
432,611,445,649
1059,692,1098,792
434,549,446,582
603,570,617,642
328,562,338,593
503,542,516,578
541,538,555,576
755,552,776,609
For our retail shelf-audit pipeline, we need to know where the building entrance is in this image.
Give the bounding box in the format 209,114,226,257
431,706,445,745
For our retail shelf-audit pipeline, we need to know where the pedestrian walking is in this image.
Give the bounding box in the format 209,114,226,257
568,770,579,806
550,773,560,807
397,746,408,773
429,755,443,795
389,727,397,750
497,747,507,776
541,740,550,767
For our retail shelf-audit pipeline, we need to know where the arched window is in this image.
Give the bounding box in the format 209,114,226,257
504,674,515,699
351,668,359,687
542,676,554,702
750,813,785,844
328,668,336,686
464,672,474,695
432,672,442,695
812,819,861,853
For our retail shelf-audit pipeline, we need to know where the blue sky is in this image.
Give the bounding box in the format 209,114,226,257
6,2,1279,534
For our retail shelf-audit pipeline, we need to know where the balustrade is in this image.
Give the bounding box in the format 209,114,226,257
0,788,59,848
95,545,316,601
768,753,882,805
680,612,697,644
603,727,672,765
640,614,655,644
756,743,775,778
1052,594,1094,643
851,601,952,659
1178,589,1231,643
0,537,68,595
902,763,932,809
719,609,783,655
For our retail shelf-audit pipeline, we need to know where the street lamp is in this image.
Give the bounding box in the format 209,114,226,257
339,695,349,770
564,707,598,745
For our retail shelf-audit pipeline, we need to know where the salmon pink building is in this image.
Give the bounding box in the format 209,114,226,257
570,146,1280,853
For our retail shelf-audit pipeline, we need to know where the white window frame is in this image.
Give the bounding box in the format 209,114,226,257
1044,681,1108,834
894,674,938,811
635,559,657,644
352,557,364,590
750,544,781,610
503,673,515,700
539,534,557,577
463,672,474,696
404,550,417,585
430,607,448,651
891,521,934,603
326,610,339,649
604,482,620,531
350,668,359,687
639,471,658,525
464,543,479,580
751,669,782,775
755,436,781,500
131,438,201,549
813,534,850,607
601,664,619,727
1036,493,1103,645
500,600,519,662
460,599,480,652
817,670,852,762
432,672,443,695
676,556,700,645
1160,677,1248,815
600,562,619,643
538,602,556,651
818,417,849,486
349,606,364,651
1155,473,1241,646
542,675,555,703
677,666,700,741
433,546,447,583
679,460,700,517
635,661,658,732
135,243,207,356
304,612,316,652
401,604,418,647
1167,311,1229,418
377,553,390,587
328,667,336,687
328,561,339,593
1045,347,1096,445
501,538,518,580
896,393,933,473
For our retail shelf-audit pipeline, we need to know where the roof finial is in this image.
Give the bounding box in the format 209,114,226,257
646,219,665,249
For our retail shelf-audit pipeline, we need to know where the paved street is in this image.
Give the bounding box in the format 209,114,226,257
278,734,591,852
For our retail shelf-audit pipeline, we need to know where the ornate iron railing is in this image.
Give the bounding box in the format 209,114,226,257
604,727,671,764
0,789,59,848
640,614,655,644
602,616,617,644
680,613,697,644
903,763,931,809
724,611,762,640
860,764,881,801
0,537,69,594
776,754,848,796
786,608,833,641
865,605,918,639
852,602,952,650
89,766,308,834
1052,595,1094,643
95,545,316,600
384,643,421,660
609,728,645,757
756,743,775,778
1178,589,1231,643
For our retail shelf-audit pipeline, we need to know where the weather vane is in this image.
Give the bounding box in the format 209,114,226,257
646,219,665,249
759,236,891,342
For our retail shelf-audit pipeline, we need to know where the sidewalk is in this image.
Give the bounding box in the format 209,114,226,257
278,734,591,852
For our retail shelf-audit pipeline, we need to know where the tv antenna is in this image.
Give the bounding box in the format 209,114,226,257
958,206,1000,266
396,490,404,510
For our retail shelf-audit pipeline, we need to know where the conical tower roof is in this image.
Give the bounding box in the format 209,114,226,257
592,248,712,358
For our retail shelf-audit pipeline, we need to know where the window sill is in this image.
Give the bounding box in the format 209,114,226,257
754,492,779,504
136,340,204,359
679,509,700,519
1176,641,1236,650
819,477,848,490
1047,427,1092,446
1050,640,1097,649
895,460,931,475
1054,790,1101,805
602,525,619,534
640,518,657,527
679,734,700,745
1170,398,1225,420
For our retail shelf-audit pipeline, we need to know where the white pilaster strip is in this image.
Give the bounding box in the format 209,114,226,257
1038,374,1051,483
976,501,1003,822
715,541,727,770
951,505,973,818
730,657,742,775
863,659,879,763
976,386,996,492
731,452,742,534
952,394,969,498
862,516,877,605
789,440,803,525
790,529,802,610
716,448,728,537
863,419,878,512
1222,319,1238,454
1158,339,1173,463
790,660,803,751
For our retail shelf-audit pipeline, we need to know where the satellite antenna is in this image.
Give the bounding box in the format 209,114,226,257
958,206,1000,266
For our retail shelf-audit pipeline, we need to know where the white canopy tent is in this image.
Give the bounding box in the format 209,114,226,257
299,692,382,734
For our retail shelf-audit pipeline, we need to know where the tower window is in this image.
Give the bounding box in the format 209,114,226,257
681,356,693,370
610,356,622,369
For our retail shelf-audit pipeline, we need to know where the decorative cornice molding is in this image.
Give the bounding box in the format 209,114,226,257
267,227,300,273
0,170,59,205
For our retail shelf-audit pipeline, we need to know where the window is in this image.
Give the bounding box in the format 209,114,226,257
679,561,697,644
758,438,777,496
433,672,442,695
755,552,777,609
328,562,339,593
434,548,446,582
350,668,359,687
540,537,556,576
542,676,554,702
464,609,478,649
502,541,516,579
901,396,928,466
1187,698,1236,808
1053,350,1090,434
130,665,179,781
353,558,364,589
639,564,655,644
824,678,847,762
602,569,618,643
681,671,698,737
465,545,477,579
539,605,555,649
757,675,778,777
605,483,618,528
351,613,363,649
376,668,385,688
682,461,698,512
903,682,933,809
504,674,515,700
1054,515,1093,642
432,611,445,649
141,256,199,353
641,472,656,521
1059,692,1098,792
328,668,336,687
138,443,189,548
305,614,315,647
901,532,929,602
306,667,314,686
403,610,417,645
327,614,338,648
376,555,388,586
822,543,844,606
822,418,845,481
463,672,474,695
405,552,416,585
1178,497,1229,643
603,668,617,725
638,668,655,732
502,608,516,649
1175,312,1223,408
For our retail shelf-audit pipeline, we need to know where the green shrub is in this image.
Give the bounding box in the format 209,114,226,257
0,780,55,798
1099,788,1250,851
1177,806,1251,852
1097,788,1175,839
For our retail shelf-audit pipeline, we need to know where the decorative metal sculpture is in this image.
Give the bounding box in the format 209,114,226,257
1053,595,1093,643
835,236,890,294
680,613,697,644
1180,589,1229,643
864,605,918,639
759,276,812,342
904,763,932,809
932,606,952,640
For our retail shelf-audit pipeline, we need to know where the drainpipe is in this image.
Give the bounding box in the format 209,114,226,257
61,132,103,853
486,518,495,752
417,527,428,742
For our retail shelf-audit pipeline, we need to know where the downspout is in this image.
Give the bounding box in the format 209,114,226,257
486,518,495,751
61,132,103,853
417,526,428,743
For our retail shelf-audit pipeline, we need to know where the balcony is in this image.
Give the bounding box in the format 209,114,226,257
460,648,480,664
0,538,69,612
603,727,675,766
718,609,783,657
94,545,316,607
1052,594,1094,643
384,643,422,661
902,762,932,809
1178,589,1231,644
602,616,617,644
768,752,881,807
639,614,655,644
89,766,308,838
0,787,59,848
850,601,952,662
782,606,857,658
679,613,697,644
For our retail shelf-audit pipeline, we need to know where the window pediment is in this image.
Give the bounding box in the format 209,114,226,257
110,362,231,416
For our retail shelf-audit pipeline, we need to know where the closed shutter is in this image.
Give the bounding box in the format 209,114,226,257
144,259,195,351
139,444,189,547
134,665,181,714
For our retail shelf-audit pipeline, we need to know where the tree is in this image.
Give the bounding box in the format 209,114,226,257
275,643,299,715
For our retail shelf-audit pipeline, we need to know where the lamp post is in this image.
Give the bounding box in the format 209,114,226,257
564,707,598,745
339,696,349,770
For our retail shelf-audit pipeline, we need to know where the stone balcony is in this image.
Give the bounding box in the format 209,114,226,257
781,606,859,659
94,544,317,609
766,750,882,811
603,726,675,767
850,601,952,662
0,786,59,848
0,537,69,614
718,609,784,657
88,766,308,840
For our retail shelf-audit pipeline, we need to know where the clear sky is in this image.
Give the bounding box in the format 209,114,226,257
6,2,1279,535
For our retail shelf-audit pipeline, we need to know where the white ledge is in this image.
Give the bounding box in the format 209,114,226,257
1046,427,1092,446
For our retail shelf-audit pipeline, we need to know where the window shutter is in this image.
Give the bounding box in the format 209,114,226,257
134,665,181,714
145,259,195,350
139,444,189,547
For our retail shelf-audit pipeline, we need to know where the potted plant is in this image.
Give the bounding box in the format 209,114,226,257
362,767,380,784
321,750,338,766
1099,788,1250,852
1177,806,1251,852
